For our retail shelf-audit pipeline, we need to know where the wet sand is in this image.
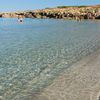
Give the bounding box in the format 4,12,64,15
32,49,100,100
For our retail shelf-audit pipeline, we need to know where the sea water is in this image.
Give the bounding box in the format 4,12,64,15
0,18,100,100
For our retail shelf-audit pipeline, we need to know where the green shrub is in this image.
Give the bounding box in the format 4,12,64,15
57,5,87,8
78,5,87,8
57,6,69,8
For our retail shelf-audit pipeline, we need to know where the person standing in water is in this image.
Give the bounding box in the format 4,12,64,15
18,15,23,22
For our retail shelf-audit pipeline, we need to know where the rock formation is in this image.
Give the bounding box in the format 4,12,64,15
0,5,100,20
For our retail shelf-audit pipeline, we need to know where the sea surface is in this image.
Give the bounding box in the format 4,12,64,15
0,18,100,100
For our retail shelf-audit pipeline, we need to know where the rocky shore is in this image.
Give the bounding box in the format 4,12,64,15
0,5,100,20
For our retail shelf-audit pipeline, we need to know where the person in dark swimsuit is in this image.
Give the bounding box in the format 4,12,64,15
18,15,23,22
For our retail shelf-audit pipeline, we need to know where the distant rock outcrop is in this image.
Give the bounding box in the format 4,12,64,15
0,5,100,20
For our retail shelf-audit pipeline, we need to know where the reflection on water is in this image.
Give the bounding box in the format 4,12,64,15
0,18,100,99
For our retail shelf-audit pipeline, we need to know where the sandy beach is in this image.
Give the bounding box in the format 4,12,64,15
31,48,100,100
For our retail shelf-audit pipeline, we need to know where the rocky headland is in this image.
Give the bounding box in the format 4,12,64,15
0,5,100,20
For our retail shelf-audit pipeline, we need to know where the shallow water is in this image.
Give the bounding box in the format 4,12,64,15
0,18,100,99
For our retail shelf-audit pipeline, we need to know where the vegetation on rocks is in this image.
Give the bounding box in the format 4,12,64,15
57,5,87,8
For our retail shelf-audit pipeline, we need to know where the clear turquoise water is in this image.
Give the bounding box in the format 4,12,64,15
0,18,100,99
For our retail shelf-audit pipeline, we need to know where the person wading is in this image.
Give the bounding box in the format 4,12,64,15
18,15,23,22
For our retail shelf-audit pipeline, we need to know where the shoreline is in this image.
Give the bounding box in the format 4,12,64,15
0,12,100,100
31,48,100,100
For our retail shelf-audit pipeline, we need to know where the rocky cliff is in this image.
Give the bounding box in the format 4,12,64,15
0,5,100,20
